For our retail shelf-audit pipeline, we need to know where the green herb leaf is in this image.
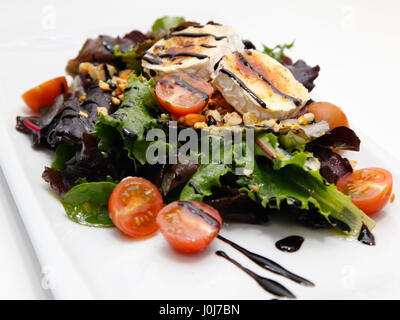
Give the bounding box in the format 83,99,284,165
152,16,185,33
263,41,295,63
93,74,163,165
51,143,80,171
180,163,232,202
61,182,116,227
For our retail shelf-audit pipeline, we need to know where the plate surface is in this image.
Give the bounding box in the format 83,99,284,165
1,0,400,299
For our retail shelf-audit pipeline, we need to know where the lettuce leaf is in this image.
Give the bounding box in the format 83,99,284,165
263,41,294,63
180,163,232,202
152,16,185,34
93,74,163,165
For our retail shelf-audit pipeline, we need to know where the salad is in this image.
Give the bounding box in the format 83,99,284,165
16,16,393,255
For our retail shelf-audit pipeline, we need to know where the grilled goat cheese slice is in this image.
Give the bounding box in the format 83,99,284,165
142,24,244,80
212,50,310,120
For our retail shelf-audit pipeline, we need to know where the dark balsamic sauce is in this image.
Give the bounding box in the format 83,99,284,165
178,201,220,228
143,56,163,65
122,128,138,141
215,251,295,299
220,68,267,108
358,224,375,246
275,236,304,252
167,33,227,41
242,39,256,50
217,235,314,287
169,75,209,101
189,182,204,195
159,52,209,60
235,52,301,106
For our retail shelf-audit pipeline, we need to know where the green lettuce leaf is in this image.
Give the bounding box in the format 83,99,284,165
51,142,80,171
152,16,185,33
61,182,116,227
180,163,232,202
93,74,163,165
263,41,295,63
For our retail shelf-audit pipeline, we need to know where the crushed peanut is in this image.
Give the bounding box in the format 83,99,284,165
111,97,121,106
251,185,259,192
349,160,358,169
97,107,108,116
78,111,88,118
205,109,222,123
179,113,206,127
193,121,208,129
99,80,111,91
88,64,106,82
243,112,258,126
391,193,395,203
224,112,242,126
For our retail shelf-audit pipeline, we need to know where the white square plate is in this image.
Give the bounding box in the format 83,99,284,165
1,0,399,299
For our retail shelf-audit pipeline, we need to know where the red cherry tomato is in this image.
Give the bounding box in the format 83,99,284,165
22,76,68,112
155,72,214,116
109,177,164,238
337,167,393,215
307,102,349,130
156,201,222,253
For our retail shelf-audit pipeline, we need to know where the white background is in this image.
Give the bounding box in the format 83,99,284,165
0,0,399,299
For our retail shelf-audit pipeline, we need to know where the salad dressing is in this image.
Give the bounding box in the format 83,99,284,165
215,250,295,298
275,235,304,252
217,234,314,287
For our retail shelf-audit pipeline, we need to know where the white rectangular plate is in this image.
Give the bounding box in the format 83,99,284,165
1,2,400,299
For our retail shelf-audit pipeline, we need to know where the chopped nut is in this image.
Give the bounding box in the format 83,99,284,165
178,113,206,127
119,69,132,80
111,97,121,105
205,109,222,122
79,62,91,74
243,112,258,126
257,119,276,128
303,113,315,123
250,185,259,192
118,94,124,101
78,111,88,118
224,112,242,126
193,121,208,129
97,107,108,116
88,64,106,82
160,113,169,120
105,64,117,77
99,80,111,91
297,115,307,125
79,95,87,101
391,193,396,203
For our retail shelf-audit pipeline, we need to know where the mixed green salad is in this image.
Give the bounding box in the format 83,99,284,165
17,16,394,253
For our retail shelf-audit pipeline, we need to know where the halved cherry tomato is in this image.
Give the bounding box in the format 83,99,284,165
155,72,214,116
307,102,349,130
156,201,222,253
109,177,164,238
337,167,393,215
22,76,69,112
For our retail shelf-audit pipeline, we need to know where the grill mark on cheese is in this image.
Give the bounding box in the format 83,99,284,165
220,68,267,108
235,52,301,106
166,33,227,41
169,74,209,100
159,52,209,60
143,56,163,65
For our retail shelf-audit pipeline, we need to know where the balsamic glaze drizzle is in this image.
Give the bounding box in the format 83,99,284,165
220,68,267,108
217,235,314,287
169,74,209,101
166,33,227,41
235,52,301,106
178,202,220,228
275,236,304,252
215,250,295,299
189,182,204,195
142,56,163,65
358,224,375,246
159,52,209,60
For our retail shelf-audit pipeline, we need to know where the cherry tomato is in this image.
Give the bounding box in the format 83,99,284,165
109,177,164,238
337,168,393,215
22,76,69,112
307,102,349,130
156,201,222,253
155,72,214,116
